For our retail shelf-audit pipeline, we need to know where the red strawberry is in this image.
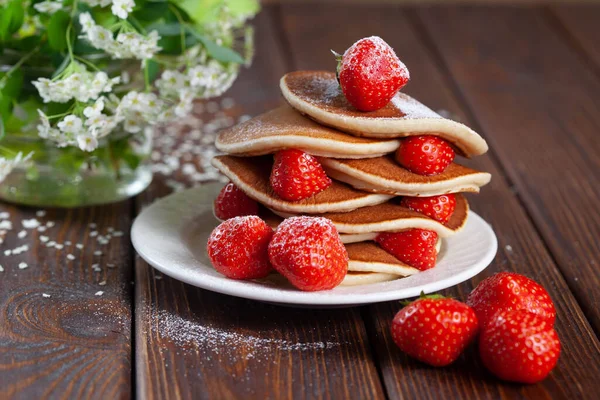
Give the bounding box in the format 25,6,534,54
376,229,438,270
207,216,273,280
467,272,556,327
395,136,455,176
214,182,259,220
479,309,560,384
270,149,332,201
401,194,456,224
391,294,479,367
268,216,348,291
336,36,409,111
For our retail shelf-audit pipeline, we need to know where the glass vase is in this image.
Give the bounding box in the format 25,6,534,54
0,131,153,208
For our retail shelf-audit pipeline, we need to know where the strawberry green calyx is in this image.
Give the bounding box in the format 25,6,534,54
331,49,343,84
401,291,445,306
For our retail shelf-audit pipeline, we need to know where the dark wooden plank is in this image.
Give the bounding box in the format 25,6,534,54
0,203,132,399
550,5,600,75
417,6,600,335
134,9,385,400
281,4,600,399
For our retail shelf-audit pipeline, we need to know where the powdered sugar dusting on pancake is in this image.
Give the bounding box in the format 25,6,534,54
390,93,441,120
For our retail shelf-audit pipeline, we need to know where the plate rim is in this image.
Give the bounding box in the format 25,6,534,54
132,184,497,306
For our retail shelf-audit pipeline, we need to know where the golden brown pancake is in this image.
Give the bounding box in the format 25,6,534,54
280,71,488,157
270,194,468,237
211,155,393,214
340,271,399,286
346,242,419,276
215,105,400,158
319,156,491,196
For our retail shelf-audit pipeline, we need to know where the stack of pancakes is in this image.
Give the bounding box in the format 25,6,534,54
212,71,491,287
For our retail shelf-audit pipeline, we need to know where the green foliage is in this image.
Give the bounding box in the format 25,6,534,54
0,0,25,41
47,10,71,52
189,29,244,64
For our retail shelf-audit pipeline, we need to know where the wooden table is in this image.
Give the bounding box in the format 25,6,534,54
1,4,600,399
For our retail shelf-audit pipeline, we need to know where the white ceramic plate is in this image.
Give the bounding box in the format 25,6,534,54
132,183,497,307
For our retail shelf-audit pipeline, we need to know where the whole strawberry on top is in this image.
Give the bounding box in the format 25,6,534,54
391,293,479,367
467,272,556,327
479,309,560,384
270,149,332,201
268,216,348,291
335,36,409,112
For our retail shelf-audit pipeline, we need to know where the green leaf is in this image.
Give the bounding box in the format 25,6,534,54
0,0,25,41
0,115,5,140
52,55,71,78
187,28,244,64
146,22,184,36
145,59,160,82
0,68,24,99
47,10,71,52
132,2,169,22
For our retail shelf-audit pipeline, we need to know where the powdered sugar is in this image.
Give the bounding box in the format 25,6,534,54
390,93,441,119
151,309,342,360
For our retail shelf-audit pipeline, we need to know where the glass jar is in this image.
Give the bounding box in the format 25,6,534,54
0,130,153,207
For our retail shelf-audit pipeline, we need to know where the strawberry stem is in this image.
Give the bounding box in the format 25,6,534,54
401,291,445,306
331,49,343,85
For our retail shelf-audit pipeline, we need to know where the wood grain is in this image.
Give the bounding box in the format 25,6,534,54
0,203,132,399
550,5,600,75
280,3,600,398
417,6,600,334
133,10,385,400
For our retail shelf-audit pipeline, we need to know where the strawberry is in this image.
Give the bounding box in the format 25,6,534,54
479,309,560,384
268,216,348,291
207,216,273,280
214,182,259,220
401,194,456,224
467,272,556,327
270,149,332,201
395,136,455,176
376,229,438,270
335,36,409,111
391,293,479,367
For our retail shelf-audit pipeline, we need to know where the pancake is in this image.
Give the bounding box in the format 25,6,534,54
212,155,393,214
215,105,400,158
340,271,398,286
280,71,488,157
319,156,491,196
269,194,469,237
347,242,419,276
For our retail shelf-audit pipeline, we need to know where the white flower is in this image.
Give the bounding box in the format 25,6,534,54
0,152,32,184
36,109,51,137
156,70,187,96
80,14,161,60
77,133,99,152
79,12,95,33
34,1,63,14
174,90,195,118
111,0,134,19
58,115,83,134
124,118,142,133
32,63,119,104
83,98,105,118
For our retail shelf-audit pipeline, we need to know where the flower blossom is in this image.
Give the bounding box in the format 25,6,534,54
0,153,32,184
33,1,63,14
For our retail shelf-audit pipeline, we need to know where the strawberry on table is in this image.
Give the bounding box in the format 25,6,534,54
395,136,455,176
336,36,410,111
268,216,348,291
401,194,456,224
214,182,259,220
479,309,561,384
376,229,438,270
391,293,479,367
270,149,332,201
207,216,273,280
467,272,556,327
